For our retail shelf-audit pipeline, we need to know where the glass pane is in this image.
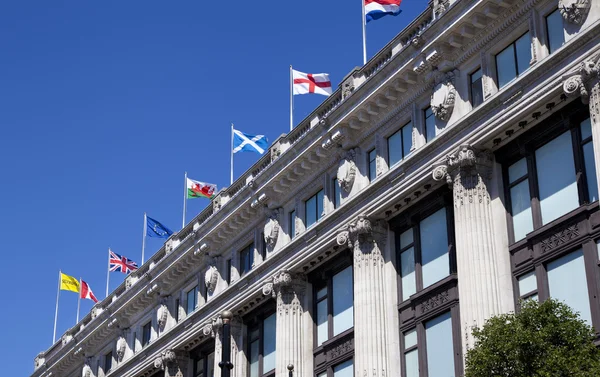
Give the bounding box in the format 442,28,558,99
583,142,598,202
317,287,327,300
496,44,517,88
306,195,317,228
508,158,528,183
317,373,327,377
404,329,417,348
249,340,259,377
317,190,325,219
515,33,532,75
597,240,600,261
548,250,592,325
426,312,455,377
581,117,592,140
290,210,296,239
405,349,419,377
388,130,402,167
333,266,354,336
518,271,537,296
402,122,413,157
196,359,204,376
527,293,539,302
470,68,483,108
250,327,260,342
207,352,214,377
369,149,377,181
317,299,328,346
536,132,578,224
510,179,534,241
401,247,416,300
400,229,414,248
263,313,276,372
334,179,342,209
187,287,196,313
420,209,449,288
425,108,436,141
333,359,353,377
547,9,565,54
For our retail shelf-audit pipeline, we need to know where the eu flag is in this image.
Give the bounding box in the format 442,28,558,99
146,216,173,239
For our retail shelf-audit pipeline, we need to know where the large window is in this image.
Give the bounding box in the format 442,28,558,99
194,350,215,377
470,68,483,108
388,122,413,166
142,321,152,347
315,265,354,346
496,32,531,88
240,243,254,276
186,285,198,314
104,351,113,375
503,115,597,243
305,189,324,228
546,9,565,54
368,148,377,181
248,312,276,377
424,107,436,142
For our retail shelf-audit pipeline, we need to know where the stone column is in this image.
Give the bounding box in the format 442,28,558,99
262,271,309,377
336,216,390,377
432,145,513,351
563,52,600,195
230,317,246,377
202,316,224,376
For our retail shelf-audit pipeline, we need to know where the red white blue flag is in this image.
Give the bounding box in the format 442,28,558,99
109,249,139,274
365,0,402,22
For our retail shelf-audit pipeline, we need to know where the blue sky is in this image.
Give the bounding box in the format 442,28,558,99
0,1,426,374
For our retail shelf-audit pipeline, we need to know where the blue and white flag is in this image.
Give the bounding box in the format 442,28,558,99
146,216,173,239
233,129,268,155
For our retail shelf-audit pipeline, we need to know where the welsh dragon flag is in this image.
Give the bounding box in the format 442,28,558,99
187,177,217,199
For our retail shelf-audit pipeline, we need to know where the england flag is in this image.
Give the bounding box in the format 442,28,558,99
292,69,332,97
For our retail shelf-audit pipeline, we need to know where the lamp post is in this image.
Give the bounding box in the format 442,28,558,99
287,364,294,377
219,310,234,377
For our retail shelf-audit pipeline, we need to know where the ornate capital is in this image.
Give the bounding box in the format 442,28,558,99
154,349,177,370
337,148,358,193
563,52,600,104
559,0,590,25
336,215,387,250
204,265,219,294
262,270,306,300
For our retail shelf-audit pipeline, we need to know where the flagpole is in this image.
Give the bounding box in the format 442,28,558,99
182,171,187,229
106,248,111,297
76,278,81,323
230,123,234,185
142,213,147,264
290,65,294,131
362,0,367,65
53,270,61,344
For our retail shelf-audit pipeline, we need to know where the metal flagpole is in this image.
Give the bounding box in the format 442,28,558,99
141,213,147,264
290,65,294,131
53,270,61,344
106,248,111,297
230,123,234,185
182,171,187,229
362,0,367,65
76,278,81,323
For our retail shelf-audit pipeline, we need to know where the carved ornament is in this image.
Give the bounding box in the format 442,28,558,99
34,352,45,370
82,361,92,377
154,349,177,370
157,303,168,330
559,0,591,25
204,265,219,294
430,72,456,121
263,209,281,248
563,52,600,110
540,224,580,253
420,290,450,314
337,148,358,193
116,336,127,361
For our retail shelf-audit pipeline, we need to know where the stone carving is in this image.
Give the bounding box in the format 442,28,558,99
540,224,580,253
563,52,600,107
420,290,450,314
433,0,449,18
34,352,45,370
82,360,92,377
203,316,223,338
154,349,177,370
559,0,590,25
326,338,354,361
157,303,169,330
262,270,292,298
337,148,358,193
204,265,219,294
262,270,306,315
430,72,456,121
116,335,127,361
263,209,281,248
61,333,73,345
165,238,174,254
337,215,387,268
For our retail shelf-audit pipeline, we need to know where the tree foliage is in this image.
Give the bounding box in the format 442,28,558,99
465,299,600,377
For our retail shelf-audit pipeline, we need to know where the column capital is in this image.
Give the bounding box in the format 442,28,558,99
563,52,600,105
262,270,306,299
336,215,387,250
432,144,492,183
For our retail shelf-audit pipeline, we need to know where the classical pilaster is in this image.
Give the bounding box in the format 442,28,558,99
563,52,600,196
433,145,513,351
336,216,390,377
230,317,245,377
262,271,309,377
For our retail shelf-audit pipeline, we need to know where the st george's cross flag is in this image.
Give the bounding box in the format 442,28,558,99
187,177,217,199
233,129,268,155
292,69,332,96
365,0,402,22
80,280,98,303
109,249,139,274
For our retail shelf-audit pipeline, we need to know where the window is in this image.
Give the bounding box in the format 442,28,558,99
289,210,296,239
580,118,598,202
225,259,232,284
174,300,180,322
186,285,198,314
248,312,276,377
194,350,215,377
104,351,113,374
403,330,418,377
368,149,377,181
333,360,353,376
546,9,565,54
397,207,453,301
240,243,254,276
496,32,531,88
507,158,534,241
142,321,152,347
260,232,267,260
388,122,413,166
333,178,342,209
305,189,324,228
470,68,483,108
517,271,538,301
315,265,354,346
424,108,436,142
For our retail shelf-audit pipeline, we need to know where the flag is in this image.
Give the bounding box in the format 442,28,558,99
109,250,139,274
365,0,402,22
187,178,217,199
292,69,332,96
80,280,98,303
60,272,80,293
233,129,269,155
146,216,173,239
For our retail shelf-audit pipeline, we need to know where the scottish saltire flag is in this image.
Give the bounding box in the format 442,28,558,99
365,0,402,22
233,129,269,155
109,250,139,274
146,216,174,238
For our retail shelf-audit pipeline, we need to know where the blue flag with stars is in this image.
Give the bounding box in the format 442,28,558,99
146,216,173,239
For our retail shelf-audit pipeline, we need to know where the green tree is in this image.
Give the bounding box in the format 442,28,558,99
465,299,600,377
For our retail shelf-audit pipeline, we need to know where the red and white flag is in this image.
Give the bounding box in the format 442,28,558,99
80,280,98,303
292,69,332,96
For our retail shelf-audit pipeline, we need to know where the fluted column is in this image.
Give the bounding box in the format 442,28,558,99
433,145,511,351
563,52,600,195
263,271,308,377
336,216,390,377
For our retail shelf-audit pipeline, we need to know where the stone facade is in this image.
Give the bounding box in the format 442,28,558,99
31,1,600,377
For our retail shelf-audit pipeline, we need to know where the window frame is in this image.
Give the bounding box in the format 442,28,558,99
239,242,255,277
387,121,412,166
368,148,377,182
423,107,436,142
494,31,531,89
141,321,152,348
104,350,113,375
186,285,199,314
545,8,565,54
305,189,325,229
289,209,296,239
244,305,277,377
332,177,342,209
191,342,216,377
469,67,484,108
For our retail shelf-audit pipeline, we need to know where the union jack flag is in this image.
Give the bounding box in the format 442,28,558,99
109,250,138,274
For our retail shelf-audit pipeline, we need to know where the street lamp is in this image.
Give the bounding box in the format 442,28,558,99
219,310,234,377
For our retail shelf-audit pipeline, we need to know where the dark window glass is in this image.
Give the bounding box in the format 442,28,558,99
424,107,436,142
104,351,112,373
388,122,413,166
470,68,483,108
496,32,531,88
240,243,255,276
226,259,232,284
260,232,267,260
546,9,565,53
289,210,296,239
142,322,152,347
368,149,377,181
306,189,324,228
333,178,342,209
186,285,198,314
174,299,179,322
580,118,598,202
194,351,215,377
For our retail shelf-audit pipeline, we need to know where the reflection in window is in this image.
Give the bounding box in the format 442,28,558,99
289,210,296,240
420,209,449,288
470,68,484,108
240,243,255,276
580,118,598,202
508,158,533,240
388,122,413,166
546,9,565,54
403,330,419,377
306,190,325,228
424,107,436,142
548,250,592,325
368,149,377,181
248,313,276,377
142,321,152,347
496,33,531,88
425,312,455,377
333,178,342,209
333,266,354,336
333,360,354,377
399,229,416,300
186,286,198,314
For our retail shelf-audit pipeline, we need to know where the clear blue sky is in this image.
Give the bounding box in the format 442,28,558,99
0,1,426,374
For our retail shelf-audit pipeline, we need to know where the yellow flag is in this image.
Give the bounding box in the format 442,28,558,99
60,272,80,293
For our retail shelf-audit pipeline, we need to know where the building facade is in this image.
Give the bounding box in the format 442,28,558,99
32,0,600,376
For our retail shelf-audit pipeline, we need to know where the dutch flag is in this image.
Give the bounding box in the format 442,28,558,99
365,0,402,23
